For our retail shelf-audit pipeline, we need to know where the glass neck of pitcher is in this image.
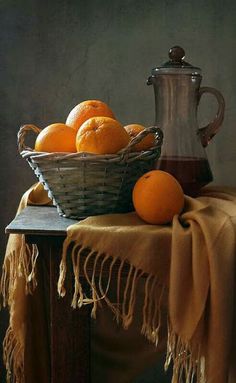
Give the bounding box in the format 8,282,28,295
154,75,201,127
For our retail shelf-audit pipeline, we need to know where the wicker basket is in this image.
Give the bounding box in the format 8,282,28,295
18,124,163,219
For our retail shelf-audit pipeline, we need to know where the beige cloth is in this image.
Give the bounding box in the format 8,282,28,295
0,184,167,383
1,185,236,383
58,187,236,383
0,184,51,382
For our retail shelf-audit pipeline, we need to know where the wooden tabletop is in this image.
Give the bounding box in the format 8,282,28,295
5,206,78,236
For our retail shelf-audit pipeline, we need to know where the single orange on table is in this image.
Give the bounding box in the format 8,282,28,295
132,170,184,224
66,100,115,132
124,123,155,151
76,116,130,154
35,123,77,152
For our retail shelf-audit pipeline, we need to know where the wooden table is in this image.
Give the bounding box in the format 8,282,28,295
6,205,174,383
6,205,91,383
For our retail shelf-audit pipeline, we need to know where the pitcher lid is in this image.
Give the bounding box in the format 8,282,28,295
152,46,201,76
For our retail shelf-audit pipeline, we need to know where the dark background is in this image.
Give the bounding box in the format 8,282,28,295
1,0,236,381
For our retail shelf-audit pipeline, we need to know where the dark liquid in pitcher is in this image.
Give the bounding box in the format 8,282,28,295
156,156,213,197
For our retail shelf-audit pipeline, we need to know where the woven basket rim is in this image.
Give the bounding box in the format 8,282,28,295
20,143,161,161
18,124,163,163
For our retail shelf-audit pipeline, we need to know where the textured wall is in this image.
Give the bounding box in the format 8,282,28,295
0,0,236,381
1,0,236,252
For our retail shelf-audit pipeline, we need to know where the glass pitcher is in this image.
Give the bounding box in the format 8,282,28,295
147,46,225,196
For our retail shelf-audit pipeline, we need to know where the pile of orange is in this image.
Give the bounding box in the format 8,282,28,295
34,99,184,224
34,99,155,155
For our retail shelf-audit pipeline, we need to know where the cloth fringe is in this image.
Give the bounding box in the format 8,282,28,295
58,240,166,347
3,326,24,383
1,237,39,308
58,240,207,382
165,322,206,383
0,235,38,382
1,236,207,383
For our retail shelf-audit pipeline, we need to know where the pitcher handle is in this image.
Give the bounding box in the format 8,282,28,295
198,86,225,147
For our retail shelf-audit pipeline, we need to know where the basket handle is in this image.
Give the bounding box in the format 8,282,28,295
18,124,42,153
123,126,163,153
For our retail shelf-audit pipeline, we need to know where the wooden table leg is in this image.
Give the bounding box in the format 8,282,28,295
24,242,51,383
49,241,91,383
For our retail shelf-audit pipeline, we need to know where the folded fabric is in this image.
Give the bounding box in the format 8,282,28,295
0,183,51,382
58,187,236,383
1,184,236,383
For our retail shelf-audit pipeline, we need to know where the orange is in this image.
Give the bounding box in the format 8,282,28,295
66,100,115,132
76,116,130,154
132,170,184,224
35,123,77,152
124,124,155,151
29,183,51,205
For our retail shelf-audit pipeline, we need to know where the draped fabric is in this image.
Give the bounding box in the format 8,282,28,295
1,184,236,383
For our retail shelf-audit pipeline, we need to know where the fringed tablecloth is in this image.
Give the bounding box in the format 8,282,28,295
1,184,236,383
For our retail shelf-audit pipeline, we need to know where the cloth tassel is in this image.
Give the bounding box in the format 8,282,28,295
57,242,166,349
3,326,24,383
0,237,38,383
141,275,165,345
1,238,38,307
165,322,206,383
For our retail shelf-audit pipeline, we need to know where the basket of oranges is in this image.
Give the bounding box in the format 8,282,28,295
18,100,163,219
